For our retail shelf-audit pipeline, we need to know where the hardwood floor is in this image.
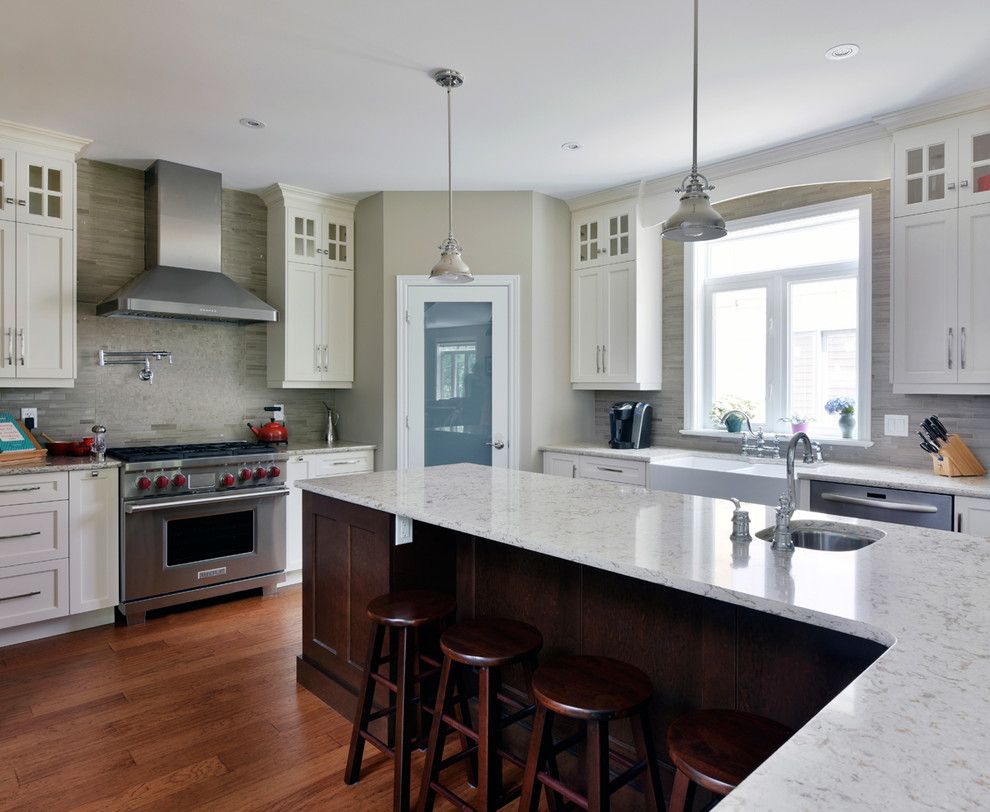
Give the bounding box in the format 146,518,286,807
0,586,475,811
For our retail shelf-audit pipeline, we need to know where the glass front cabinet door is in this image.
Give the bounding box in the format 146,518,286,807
0,149,15,223
959,112,990,208
894,122,957,217
15,153,73,229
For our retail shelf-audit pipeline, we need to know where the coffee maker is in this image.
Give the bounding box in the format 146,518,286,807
608,401,653,449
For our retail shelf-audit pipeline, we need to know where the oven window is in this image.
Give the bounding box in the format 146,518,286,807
166,510,255,566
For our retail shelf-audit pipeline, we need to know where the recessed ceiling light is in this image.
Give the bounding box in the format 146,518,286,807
239,117,266,129
561,142,581,151
825,43,859,61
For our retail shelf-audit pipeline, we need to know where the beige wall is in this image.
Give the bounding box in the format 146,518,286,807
337,190,591,471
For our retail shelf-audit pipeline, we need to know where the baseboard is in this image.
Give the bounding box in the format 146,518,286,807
0,608,115,648
278,569,302,588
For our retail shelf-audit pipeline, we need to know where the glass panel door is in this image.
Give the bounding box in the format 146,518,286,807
287,208,319,265
0,150,13,222
960,115,990,207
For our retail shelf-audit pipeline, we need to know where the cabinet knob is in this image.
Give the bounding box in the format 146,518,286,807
960,180,970,188
948,182,957,190
16,199,25,206
4,197,12,204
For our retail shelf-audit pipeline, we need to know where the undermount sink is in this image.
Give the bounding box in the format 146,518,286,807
755,521,884,552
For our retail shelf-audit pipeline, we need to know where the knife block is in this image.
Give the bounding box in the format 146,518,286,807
931,435,986,477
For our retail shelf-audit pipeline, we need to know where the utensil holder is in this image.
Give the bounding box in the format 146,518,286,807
931,435,986,477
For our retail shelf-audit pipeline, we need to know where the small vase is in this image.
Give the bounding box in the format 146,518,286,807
724,414,744,433
791,422,809,434
838,413,855,439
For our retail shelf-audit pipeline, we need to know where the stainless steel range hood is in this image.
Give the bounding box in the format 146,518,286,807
97,161,278,324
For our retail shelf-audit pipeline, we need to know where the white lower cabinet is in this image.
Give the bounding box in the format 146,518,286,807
68,468,119,614
284,450,374,577
0,559,69,630
955,496,990,536
543,451,646,487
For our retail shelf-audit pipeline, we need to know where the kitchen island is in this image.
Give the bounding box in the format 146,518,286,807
296,463,990,810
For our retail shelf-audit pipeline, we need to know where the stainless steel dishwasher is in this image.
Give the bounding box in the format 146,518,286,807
809,480,954,530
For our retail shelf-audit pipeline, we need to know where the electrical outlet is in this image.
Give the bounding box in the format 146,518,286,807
884,414,909,437
395,515,413,546
20,407,38,427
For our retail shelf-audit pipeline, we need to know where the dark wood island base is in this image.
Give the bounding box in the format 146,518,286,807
297,493,886,802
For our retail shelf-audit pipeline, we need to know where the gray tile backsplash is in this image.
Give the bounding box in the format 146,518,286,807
595,181,990,470
0,160,331,445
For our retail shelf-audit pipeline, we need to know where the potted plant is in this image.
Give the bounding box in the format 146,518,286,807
779,414,814,434
710,397,756,433
825,397,856,439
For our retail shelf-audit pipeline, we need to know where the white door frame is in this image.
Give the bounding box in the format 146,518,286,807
397,275,520,471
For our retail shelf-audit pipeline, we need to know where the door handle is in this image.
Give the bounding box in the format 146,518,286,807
322,344,329,370
125,488,290,513
819,492,938,513
5,327,11,365
0,486,41,494
602,344,607,374
484,440,505,449
315,344,322,372
596,466,624,473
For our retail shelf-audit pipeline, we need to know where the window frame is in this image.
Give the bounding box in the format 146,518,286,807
685,195,872,442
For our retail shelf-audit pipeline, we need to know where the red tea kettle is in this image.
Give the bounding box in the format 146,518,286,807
248,406,288,444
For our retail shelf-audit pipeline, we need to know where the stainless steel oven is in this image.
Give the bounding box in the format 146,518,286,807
109,442,288,624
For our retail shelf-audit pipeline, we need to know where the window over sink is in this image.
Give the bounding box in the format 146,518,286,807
684,195,872,441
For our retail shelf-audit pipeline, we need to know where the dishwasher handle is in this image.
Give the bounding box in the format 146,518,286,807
819,492,939,514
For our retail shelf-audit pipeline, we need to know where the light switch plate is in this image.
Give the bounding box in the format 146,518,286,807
270,403,285,422
20,407,38,427
395,515,413,546
884,414,909,437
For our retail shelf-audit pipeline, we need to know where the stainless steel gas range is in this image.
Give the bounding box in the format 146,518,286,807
108,442,288,625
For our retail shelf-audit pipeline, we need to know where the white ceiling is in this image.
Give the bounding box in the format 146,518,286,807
6,1,990,199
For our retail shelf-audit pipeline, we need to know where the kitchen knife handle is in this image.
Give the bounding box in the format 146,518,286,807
961,327,966,370
947,328,953,370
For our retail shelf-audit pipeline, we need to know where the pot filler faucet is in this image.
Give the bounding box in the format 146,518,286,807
771,432,816,552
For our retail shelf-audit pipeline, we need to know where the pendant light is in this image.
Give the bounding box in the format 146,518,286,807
661,0,726,242
429,68,472,282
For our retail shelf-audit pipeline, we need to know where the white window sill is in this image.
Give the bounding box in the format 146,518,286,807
679,429,874,449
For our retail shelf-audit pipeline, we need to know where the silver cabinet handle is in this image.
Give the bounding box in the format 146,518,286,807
596,466,624,473
322,344,329,370
819,492,938,513
0,486,41,494
0,530,42,541
484,440,505,449
948,182,957,191
18,328,24,365
16,199,25,207
0,590,41,602
596,345,601,373
315,344,322,372
330,459,360,465
961,326,967,370
602,344,607,374
571,463,577,478
961,180,970,188
5,327,11,365
948,327,953,369
125,488,290,513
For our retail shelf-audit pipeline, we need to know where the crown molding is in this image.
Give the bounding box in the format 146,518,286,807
567,86,990,213
874,87,990,131
0,120,91,156
259,182,356,211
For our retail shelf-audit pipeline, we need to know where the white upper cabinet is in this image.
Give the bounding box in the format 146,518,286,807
893,110,990,217
957,203,990,383
570,202,661,390
0,123,88,388
262,183,355,389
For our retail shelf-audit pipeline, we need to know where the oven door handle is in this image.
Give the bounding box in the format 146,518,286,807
124,488,291,513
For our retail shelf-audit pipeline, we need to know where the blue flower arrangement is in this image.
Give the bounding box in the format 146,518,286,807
824,397,855,415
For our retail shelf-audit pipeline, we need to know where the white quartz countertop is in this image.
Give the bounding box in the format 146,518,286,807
0,455,121,476
541,442,990,499
299,463,990,810
276,441,376,456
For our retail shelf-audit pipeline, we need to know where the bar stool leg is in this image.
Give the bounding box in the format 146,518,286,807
394,627,416,812
631,710,666,812
586,719,610,812
518,704,552,812
416,655,454,812
476,666,503,811
454,666,478,787
344,622,386,785
668,769,695,812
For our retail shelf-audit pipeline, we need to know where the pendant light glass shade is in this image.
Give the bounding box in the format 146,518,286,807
429,69,472,282
661,0,725,243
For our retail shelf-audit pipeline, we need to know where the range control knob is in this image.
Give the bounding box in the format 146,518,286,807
136,476,152,491
154,475,170,489
254,466,268,480
172,473,187,487
239,468,252,482
268,465,281,478
220,473,235,487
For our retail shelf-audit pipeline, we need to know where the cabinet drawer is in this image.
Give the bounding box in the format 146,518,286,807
310,451,373,478
0,472,68,507
0,559,68,630
578,456,646,486
0,500,67,567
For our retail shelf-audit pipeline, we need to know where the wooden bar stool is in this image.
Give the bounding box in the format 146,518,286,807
666,709,793,811
344,590,456,812
418,617,543,812
519,655,665,812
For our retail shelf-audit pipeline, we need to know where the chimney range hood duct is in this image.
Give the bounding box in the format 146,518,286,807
96,160,278,324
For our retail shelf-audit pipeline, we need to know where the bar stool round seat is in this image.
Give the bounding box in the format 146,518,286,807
666,709,793,809
440,617,543,667
366,589,457,627
531,654,654,720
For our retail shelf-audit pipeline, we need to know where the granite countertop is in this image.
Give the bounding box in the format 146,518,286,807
540,442,990,499
277,440,377,456
0,455,121,476
298,463,990,810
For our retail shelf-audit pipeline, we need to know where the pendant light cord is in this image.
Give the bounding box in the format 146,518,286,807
691,0,699,177
447,84,453,239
